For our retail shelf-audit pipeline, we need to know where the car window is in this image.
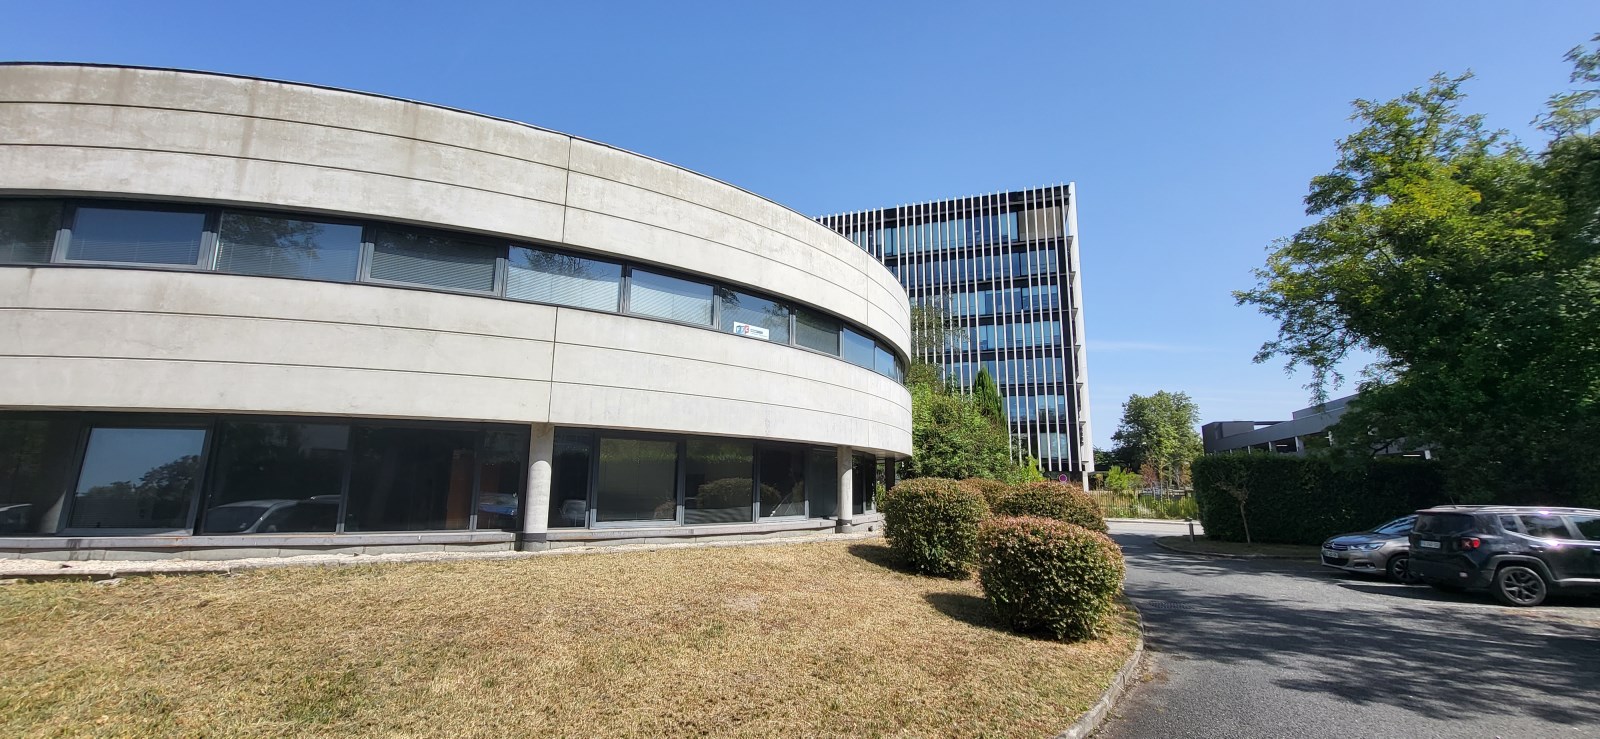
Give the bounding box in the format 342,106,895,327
1569,514,1600,541
1498,515,1522,533
1414,513,1476,535
1518,514,1573,540
1374,516,1415,535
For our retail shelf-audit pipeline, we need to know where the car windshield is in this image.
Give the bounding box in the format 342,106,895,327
1373,516,1415,535
204,505,270,533
1413,512,1477,535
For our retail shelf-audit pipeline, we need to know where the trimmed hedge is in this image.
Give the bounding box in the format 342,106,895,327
977,516,1126,640
958,477,1014,509
992,481,1107,533
880,477,991,577
1192,455,1449,545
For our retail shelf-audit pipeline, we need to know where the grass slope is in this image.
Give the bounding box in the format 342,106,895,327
0,540,1135,738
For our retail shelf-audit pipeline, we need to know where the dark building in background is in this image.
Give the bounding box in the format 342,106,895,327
820,186,1092,484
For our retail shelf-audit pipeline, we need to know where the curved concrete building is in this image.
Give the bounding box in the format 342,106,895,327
0,64,911,559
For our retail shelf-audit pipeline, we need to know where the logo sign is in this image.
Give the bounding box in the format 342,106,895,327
732,322,770,340
1058,474,1069,483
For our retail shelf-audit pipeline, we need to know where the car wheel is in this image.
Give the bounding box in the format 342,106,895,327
1386,554,1419,584
1492,565,1548,607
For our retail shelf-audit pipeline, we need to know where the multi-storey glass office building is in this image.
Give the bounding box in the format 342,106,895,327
819,187,1091,484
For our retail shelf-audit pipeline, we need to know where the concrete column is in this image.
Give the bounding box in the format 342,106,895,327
837,446,854,532
523,422,555,540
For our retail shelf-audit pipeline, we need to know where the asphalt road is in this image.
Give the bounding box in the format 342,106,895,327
1098,520,1600,739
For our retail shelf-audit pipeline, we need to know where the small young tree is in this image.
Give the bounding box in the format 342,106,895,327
1216,476,1253,544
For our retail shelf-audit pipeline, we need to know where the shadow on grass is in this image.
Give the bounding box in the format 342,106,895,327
845,542,901,570
922,592,1010,633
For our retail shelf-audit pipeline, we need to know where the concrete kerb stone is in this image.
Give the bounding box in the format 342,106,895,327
1152,537,1319,561
1054,599,1146,739
0,530,886,582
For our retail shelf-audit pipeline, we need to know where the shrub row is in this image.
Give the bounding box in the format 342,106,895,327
1192,455,1449,545
880,477,1120,640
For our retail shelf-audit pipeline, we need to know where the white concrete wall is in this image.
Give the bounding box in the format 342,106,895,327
0,267,911,455
0,64,909,354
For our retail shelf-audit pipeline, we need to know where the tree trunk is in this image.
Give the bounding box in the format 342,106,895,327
1238,500,1252,544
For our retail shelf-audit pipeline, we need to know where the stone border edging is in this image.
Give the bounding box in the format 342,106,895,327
1054,600,1146,739
1153,537,1318,561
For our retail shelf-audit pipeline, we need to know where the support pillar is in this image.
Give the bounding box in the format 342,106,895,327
522,422,555,547
836,446,854,533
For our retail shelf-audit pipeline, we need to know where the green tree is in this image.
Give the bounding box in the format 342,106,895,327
1236,37,1600,506
970,367,1006,425
1110,391,1202,489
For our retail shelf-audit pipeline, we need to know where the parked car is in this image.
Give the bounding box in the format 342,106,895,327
1409,505,1600,606
203,496,340,534
1321,515,1418,582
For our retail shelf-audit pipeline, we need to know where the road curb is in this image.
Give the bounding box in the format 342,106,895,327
1153,537,1318,561
1054,600,1146,739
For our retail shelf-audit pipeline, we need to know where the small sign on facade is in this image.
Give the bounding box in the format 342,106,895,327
732,322,770,340
1058,474,1069,483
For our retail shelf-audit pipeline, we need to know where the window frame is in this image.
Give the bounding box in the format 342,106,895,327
212,208,369,284
362,225,506,297
57,415,215,537
57,201,216,270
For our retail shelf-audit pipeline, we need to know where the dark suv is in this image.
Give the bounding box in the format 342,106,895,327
1409,505,1600,606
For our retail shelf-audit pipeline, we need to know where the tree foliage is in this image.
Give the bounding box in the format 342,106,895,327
971,367,1006,425
1109,391,1202,488
1237,38,1600,506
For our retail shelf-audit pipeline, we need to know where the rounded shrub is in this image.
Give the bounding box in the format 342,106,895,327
959,477,1014,509
993,481,1107,533
879,477,991,578
977,516,1126,640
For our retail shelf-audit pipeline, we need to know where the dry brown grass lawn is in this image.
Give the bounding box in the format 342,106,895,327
0,539,1136,738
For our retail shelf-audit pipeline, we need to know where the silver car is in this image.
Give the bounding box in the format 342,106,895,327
1321,515,1419,583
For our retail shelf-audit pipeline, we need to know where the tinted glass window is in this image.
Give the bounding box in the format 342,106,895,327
1519,514,1573,540
550,433,592,528
201,422,347,534
1413,513,1477,535
874,343,901,381
719,290,791,344
795,309,840,355
1373,516,1415,535
370,229,498,292
629,269,713,325
68,427,206,530
684,440,752,525
67,206,205,265
759,447,805,518
345,426,477,531
805,448,838,519
1570,515,1600,541
0,200,61,264
217,212,362,282
852,453,875,516
0,417,78,535
506,246,622,311
595,438,677,523
842,327,875,369
475,431,527,531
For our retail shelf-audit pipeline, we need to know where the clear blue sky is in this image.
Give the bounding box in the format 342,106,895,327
5,1,1597,447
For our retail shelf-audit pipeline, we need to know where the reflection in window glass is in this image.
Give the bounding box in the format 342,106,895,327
217,212,362,282
1571,515,1600,541
759,447,805,518
550,433,592,528
842,327,875,369
68,427,206,530
67,206,205,265
795,309,840,355
370,229,498,292
684,440,753,525
0,417,77,534
874,343,901,381
507,246,622,311
852,454,875,516
0,200,61,264
629,269,713,325
1519,515,1571,540
201,422,347,534
720,290,790,343
596,438,677,523
346,426,477,531
805,448,837,519
476,431,527,531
